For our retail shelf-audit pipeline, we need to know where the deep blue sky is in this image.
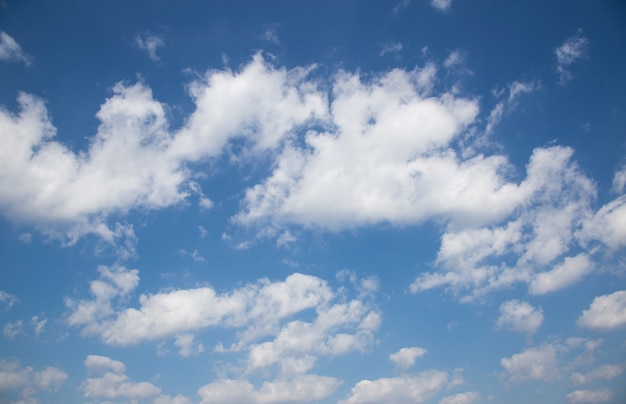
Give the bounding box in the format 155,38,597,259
1,1,625,403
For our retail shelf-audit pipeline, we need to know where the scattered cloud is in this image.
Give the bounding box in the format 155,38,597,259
439,391,480,404
198,374,341,404
485,80,537,136
555,30,589,84
3,320,23,339
262,26,280,45
393,0,411,16
612,166,626,194
496,300,543,335
529,253,592,295
0,31,32,65
577,290,626,331
82,355,164,400
0,291,18,309
174,333,204,357
566,389,613,404
179,248,206,262
389,346,427,371
431,0,452,12
340,371,450,404
379,41,403,56
500,338,603,384
134,33,165,62
0,358,67,401
570,364,624,386
443,50,465,68
31,315,47,336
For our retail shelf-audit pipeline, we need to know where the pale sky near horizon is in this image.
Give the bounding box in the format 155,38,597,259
1,1,626,403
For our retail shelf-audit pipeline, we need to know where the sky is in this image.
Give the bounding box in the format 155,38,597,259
0,0,626,403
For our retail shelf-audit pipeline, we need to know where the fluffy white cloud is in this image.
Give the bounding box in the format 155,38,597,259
340,371,449,404
389,346,427,371
135,33,165,62
0,359,67,401
197,374,341,404
0,31,32,64
566,389,613,404
555,30,589,84
235,66,536,232
571,364,624,386
410,145,607,301
578,195,626,251
0,55,326,246
612,166,626,194
496,300,543,335
577,290,626,331
501,344,559,382
501,339,603,384
529,253,592,295
174,333,205,357
82,355,163,400
439,391,480,404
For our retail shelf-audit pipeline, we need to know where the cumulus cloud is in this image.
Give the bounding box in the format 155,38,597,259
410,145,607,301
67,265,381,394
389,346,427,371
570,364,624,386
555,30,589,84
612,166,626,194
135,33,165,62
577,290,626,331
0,31,32,65
566,389,613,404
198,374,341,404
0,54,326,247
578,195,626,251
82,355,170,401
439,391,480,404
501,338,603,383
340,371,449,404
496,300,543,335
0,358,67,401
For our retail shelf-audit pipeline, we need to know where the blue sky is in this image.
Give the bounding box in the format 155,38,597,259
1,1,625,403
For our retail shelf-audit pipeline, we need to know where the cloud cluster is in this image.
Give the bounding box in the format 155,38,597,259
67,265,381,402
496,299,543,335
577,290,626,331
83,355,191,403
0,359,67,402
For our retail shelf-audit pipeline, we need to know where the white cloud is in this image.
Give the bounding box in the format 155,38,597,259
577,290,626,331
443,50,465,68
578,195,626,251
340,371,449,404
389,346,427,371
496,300,543,335
31,316,47,336
439,391,480,404
236,66,528,232
555,30,589,84
431,0,452,12
0,55,326,246
567,389,613,404
198,375,341,404
571,364,624,385
485,81,537,135
612,166,626,194
82,355,162,400
501,339,603,384
380,41,403,56
134,33,165,62
0,291,18,309
0,359,66,400
262,26,280,45
410,145,603,301
175,333,204,357
529,253,592,295
501,344,559,382
3,320,23,339
0,31,32,65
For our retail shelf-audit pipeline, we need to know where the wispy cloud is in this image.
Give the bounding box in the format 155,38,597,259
379,41,403,56
431,0,452,12
0,31,33,65
135,33,165,62
555,30,589,84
